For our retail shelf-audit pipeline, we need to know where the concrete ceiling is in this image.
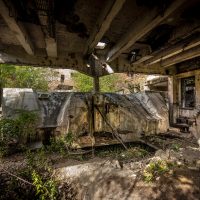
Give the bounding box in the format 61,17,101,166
0,0,200,77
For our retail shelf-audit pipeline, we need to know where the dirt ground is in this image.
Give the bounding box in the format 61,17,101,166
0,131,200,200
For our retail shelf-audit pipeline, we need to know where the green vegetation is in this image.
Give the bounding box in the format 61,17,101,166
46,137,67,155
95,145,149,161
0,149,77,200
0,150,59,200
99,74,120,92
0,64,57,91
0,118,19,157
46,132,76,155
143,160,175,182
0,111,38,157
119,147,148,160
71,72,93,92
171,143,181,152
71,72,120,92
16,110,39,143
27,150,58,200
32,170,58,200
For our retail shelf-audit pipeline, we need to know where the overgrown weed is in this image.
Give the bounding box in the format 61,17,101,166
143,160,176,182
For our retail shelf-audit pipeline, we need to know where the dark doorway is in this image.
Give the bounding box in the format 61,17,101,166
181,76,195,108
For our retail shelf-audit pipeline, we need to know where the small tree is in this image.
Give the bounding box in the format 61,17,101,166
71,72,93,92
0,64,58,91
100,74,120,92
72,72,120,92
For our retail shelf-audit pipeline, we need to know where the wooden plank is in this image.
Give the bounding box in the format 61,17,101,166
145,34,200,65
0,0,34,55
85,0,126,55
107,0,187,62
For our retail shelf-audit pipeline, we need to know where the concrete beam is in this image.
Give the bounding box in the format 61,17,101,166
144,33,200,65
107,0,186,62
106,56,167,76
37,12,57,58
162,45,200,68
45,38,57,58
85,0,126,55
0,46,175,77
0,45,94,76
0,0,34,55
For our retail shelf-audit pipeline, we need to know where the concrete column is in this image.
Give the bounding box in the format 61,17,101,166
0,87,2,107
0,69,2,107
194,71,200,141
195,71,200,106
93,76,100,93
168,75,179,125
173,76,179,123
168,76,173,125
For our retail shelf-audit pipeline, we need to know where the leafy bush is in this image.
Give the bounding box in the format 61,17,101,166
0,131,77,200
46,137,66,154
0,111,38,157
25,150,58,200
46,132,76,155
171,143,181,152
0,118,19,139
26,149,51,171
0,119,19,157
15,110,39,143
64,132,75,146
0,150,60,200
0,140,9,157
72,72,120,92
119,147,148,160
143,160,175,182
32,170,58,200
0,64,58,91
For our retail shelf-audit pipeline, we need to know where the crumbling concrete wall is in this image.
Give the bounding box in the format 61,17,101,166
168,70,200,141
2,88,40,117
2,89,169,146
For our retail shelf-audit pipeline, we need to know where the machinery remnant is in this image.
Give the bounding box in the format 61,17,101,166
2,88,168,147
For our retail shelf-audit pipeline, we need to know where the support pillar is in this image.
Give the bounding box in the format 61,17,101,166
168,75,179,125
0,68,2,107
0,86,2,107
168,76,174,125
93,76,100,93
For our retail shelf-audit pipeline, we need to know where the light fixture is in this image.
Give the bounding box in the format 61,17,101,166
96,42,107,49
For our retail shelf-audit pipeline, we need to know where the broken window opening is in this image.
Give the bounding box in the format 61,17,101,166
181,76,195,108
60,74,65,83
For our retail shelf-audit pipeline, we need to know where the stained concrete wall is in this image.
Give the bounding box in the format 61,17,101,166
2,89,169,146
168,70,200,140
2,88,41,119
